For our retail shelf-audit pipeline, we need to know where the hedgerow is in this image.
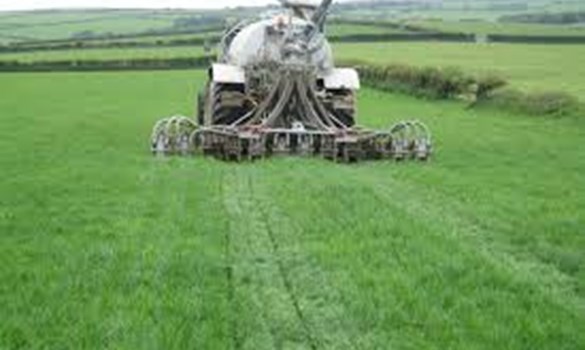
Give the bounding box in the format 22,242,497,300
344,60,581,117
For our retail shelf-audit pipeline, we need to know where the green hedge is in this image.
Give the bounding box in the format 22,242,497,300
483,89,581,117
345,60,580,117
0,56,213,72
1,57,580,117
345,60,506,102
500,11,585,25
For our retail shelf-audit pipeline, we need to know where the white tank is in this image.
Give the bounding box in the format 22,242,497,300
224,16,335,74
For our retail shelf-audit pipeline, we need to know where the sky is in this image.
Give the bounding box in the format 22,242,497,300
0,0,282,12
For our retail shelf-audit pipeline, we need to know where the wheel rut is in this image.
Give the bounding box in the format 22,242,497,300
223,168,310,349
222,166,360,349
249,176,319,350
221,172,241,350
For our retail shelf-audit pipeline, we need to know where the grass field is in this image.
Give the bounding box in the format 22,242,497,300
3,40,582,102
0,9,224,42
408,19,585,36
340,0,585,21
0,46,205,62
334,42,585,99
1,70,584,349
0,11,179,41
327,23,410,36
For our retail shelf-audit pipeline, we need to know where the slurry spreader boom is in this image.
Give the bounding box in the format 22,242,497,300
151,0,431,162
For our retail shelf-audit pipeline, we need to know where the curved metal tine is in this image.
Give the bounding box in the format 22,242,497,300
175,117,196,155
412,120,432,160
152,119,172,155
401,121,412,158
191,128,210,155
411,120,426,151
405,121,419,158
165,116,178,136
151,118,174,155
389,121,408,159
389,121,407,134
151,117,169,142
414,120,432,144
178,116,198,128
165,116,181,154
169,116,193,154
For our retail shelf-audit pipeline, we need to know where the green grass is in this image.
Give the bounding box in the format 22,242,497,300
0,17,172,41
0,9,214,42
339,0,585,21
334,42,585,99
409,19,585,36
0,46,205,62
1,70,584,348
7,41,585,103
327,23,409,36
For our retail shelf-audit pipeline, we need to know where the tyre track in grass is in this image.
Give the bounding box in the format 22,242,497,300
223,166,361,349
247,166,361,350
248,175,318,350
223,167,308,349
220,170,241,350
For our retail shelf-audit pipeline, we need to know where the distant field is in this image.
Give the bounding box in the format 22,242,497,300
3,40,584,100
0,9,219,42
0,46,205,62
327,23,410,36
0,11,178,41
1,70,584,348
340,0,585,21
3,23,396,48
409,19,585,36
334,42,585,99
0,17,172,40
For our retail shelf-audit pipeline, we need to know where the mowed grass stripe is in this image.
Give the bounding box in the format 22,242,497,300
248,169,360,349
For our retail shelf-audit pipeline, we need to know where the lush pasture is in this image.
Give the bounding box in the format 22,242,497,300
0,17,172,41
0,46,205,62
341,0,585,21
409,19,585,36
327,23,408,36
4,40,582,101
334,42,585,99
0,9,221,41
1,71,584,349
0,11,178,41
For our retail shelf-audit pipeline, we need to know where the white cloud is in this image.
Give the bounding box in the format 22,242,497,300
0,0,279,11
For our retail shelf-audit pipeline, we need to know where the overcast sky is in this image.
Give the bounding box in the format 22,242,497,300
0,0,282,12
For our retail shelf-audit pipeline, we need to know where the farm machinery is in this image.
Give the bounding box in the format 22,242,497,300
151,0,431,162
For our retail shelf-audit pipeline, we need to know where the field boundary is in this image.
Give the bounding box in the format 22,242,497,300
0,56,212,72
4,32,585,56
1,56,580,117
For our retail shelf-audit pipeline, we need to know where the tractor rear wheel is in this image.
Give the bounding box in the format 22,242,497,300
209,83,248,126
